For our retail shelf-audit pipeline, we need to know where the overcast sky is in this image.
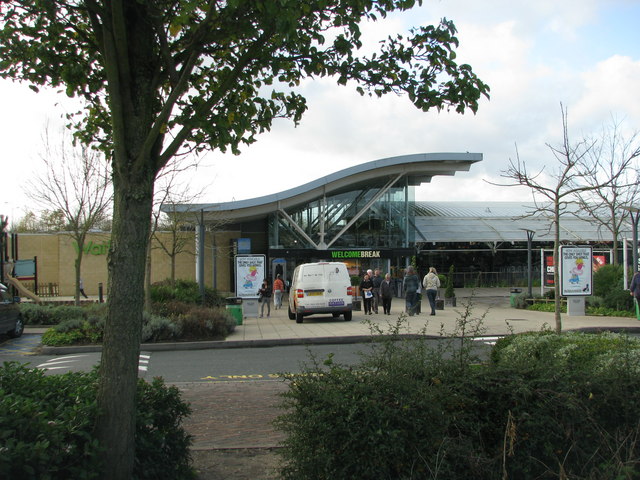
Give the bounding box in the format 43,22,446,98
2,0,639,222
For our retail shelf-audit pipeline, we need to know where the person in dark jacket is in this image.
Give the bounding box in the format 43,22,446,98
372,268,382,314
361,273,374,315
403,266,419,316
380,272,394,315
258,279,272,318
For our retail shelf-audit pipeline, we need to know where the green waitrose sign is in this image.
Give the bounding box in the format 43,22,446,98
73,240,111,256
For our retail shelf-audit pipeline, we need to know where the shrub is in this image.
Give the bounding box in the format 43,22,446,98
19,303,85,325
0,362,194,480
444,264,455,297
276,322,640,479
141,313,181,343
593,264,625,298
177,305,236,340
149,279,228,307
42,326,88,346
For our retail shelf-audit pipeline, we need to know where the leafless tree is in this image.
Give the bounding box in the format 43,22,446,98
26,127,112,305
574,118,640,265
496,105,632,333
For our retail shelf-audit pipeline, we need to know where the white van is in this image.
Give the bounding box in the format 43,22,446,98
288,262,353,323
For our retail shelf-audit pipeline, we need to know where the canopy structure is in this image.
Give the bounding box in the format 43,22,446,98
414,201,632,244
162,152,482,227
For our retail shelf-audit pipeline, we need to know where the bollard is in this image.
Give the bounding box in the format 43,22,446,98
98,282,104,303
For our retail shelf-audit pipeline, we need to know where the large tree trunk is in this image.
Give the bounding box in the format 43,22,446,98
95,171,154,479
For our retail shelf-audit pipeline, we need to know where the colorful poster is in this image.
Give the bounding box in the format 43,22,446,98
235,255,266,297
545,254,555,287
560,246,593,296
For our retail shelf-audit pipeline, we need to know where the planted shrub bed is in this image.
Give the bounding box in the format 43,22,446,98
0,362,193,479
276,325,640,479
32,280,236,346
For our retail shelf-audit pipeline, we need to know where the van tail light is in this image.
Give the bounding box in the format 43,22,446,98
296,289,304,299
347,286,353,296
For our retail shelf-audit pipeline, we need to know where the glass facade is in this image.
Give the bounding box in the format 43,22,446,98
268,183,416,250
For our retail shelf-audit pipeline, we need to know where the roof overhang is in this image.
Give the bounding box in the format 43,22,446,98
163,152,482,223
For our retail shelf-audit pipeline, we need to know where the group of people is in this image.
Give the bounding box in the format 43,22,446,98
360,269,395,315
257,274,286,318
254,266,640,321
360,266,442,317
402,266,441,317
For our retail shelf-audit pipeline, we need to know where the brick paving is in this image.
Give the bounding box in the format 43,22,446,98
178,380,289,450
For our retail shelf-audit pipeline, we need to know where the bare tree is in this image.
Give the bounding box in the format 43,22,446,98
496,105,632,333
143,159,205,310
27,128,112,305
575,118,640,265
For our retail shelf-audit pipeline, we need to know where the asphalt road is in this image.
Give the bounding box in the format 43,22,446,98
0,335,497,382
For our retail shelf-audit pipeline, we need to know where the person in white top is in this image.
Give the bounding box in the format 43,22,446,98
422,267,441,316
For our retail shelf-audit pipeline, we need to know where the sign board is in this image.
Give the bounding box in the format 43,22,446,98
234,255,266,297
237,238,251,254
544,254,555,287
560,246,593,296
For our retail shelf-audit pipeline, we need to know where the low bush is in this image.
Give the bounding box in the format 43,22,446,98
40,301,235,346
149,279,228,307
276,319,640,479
141,313,181,343
178,305,236,340
0,362,194,479
19,303,86,325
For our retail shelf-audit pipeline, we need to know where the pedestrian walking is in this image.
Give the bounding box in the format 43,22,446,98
403,266,419,316
273,274,285,309
79,278,89,299
372,268,382,313
422,267,440,316
361,273,374,315
380,272,394,315
258,279,272,318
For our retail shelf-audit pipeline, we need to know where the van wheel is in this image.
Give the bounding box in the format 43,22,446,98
288,308,295,320
343,311,352,321
296,312,304,324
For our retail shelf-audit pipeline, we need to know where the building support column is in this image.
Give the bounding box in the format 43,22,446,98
196,209,205,302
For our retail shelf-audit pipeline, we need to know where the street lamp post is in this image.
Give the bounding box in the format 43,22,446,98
622,206,640,275
522,229,535,298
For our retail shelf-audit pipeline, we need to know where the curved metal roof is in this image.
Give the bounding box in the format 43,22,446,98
415,201,633,243
163,152,482,222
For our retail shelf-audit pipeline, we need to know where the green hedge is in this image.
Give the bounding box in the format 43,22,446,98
276,330,640,479
150,279,229,307
41,306,236,346
0,362,193,479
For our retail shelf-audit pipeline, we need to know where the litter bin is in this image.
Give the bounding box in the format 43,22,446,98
509,288,522,307
225,297,243,325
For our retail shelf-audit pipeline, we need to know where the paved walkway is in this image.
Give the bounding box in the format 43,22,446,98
226,288,640,346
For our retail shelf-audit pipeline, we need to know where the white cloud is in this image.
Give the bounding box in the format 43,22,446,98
1,0,639,217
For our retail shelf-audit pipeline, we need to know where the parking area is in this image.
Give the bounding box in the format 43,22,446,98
0,333,42,355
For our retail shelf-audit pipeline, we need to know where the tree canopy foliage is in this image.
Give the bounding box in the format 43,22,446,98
0,0,489,161
1,1,489,478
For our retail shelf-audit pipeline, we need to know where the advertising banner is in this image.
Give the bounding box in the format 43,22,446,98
544,254,555,287
560,246,593,296
235,255,266,297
